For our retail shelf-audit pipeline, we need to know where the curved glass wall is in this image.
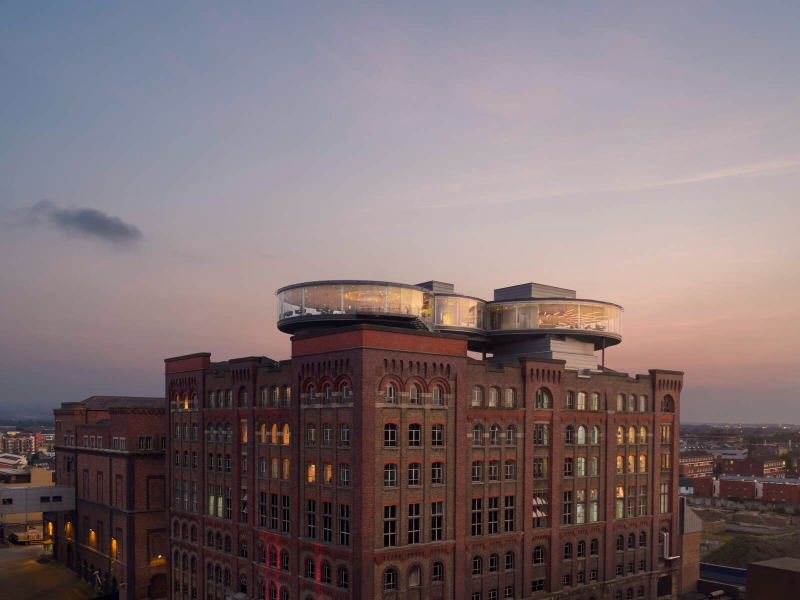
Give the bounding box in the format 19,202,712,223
486,301,620,335
434,296,486,329
278,283,433,322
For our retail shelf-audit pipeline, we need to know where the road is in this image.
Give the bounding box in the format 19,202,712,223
0,545,94,600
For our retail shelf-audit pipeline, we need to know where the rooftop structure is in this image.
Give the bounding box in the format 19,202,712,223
276,280,622,370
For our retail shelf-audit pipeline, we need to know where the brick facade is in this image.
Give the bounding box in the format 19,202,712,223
166,324,683,600
54,397,168,599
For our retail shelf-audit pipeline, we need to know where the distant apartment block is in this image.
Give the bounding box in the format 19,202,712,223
721,455,785,478
677,452,713,478
694,475,800,503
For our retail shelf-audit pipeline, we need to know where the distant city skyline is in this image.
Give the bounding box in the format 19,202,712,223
1,2,799,423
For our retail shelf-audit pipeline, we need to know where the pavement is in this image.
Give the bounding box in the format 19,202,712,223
0,545,94,600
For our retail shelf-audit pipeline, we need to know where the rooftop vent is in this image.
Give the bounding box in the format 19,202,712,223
493,282,576,301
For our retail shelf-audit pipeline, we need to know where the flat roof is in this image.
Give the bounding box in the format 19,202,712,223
750,556,800,572
276,280,430,294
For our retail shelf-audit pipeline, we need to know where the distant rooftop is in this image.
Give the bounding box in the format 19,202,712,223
750,556,800,573
719,475,800,484
59,396,164,411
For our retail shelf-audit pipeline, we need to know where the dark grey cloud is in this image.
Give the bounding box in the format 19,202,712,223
29,200,143,245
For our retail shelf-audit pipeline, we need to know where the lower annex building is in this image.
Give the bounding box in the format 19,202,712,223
166,280,685,600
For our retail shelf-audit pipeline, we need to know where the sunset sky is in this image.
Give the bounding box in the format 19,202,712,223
1,2,799,422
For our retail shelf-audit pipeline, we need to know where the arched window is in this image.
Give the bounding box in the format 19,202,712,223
638,586,645,598
339,463,350,487
206,563,213,581
577,392,586,410
384,568,397,590
341,382,350,403
590,392,600,410
240,540,248,558
282,424,290,445
226,390,232,407
628,395,636,412
269,423,277,444
536,389,550,409
628,426,636,444
639,454,647,473
489,553,498,572
280,550,289,570
577,426,586,444
306,462,316,483
473,423,484,446
385,383,397,404
190,526,197,543
338,567,349,589
271,386,279,407
307,385,316,405
384,423,398,448
489,425,500,446
661,395,674,413
577,457,586,477
617,393,625,411
564,391,574,408
239,573,247,594
577,541,586,557
591,425,600,444
616,456,624,474
488,387,499,407
408,565,420,587
616,535,624,551
225,423,232,442
533,545,545,564
628,454,635,473
383,463,397,487
322,462,332,484
306,558,315,579
472,556,482,575
505,388,516,408
616,592,623,600
340,423,350,447
639,396,647,412
639,426,647,444
590,538,599,555
506,551,515,570
182,552,188,571
224,536,231,553
639,531,646,547
432,561,443,582
471,386,484,407
238,387,247,408
321,562,331,584
306,423,316,446
505,459,516,481
626,588,634,600
431,386,443,406
471,460,483,482
565,425,574,444
409,384,421,405
206,531,213,547
628,533,636,549
564,458,573,477
259,422,267,444
216,533,222,550
282,385,291,407
617,426,625,444
506,425,516,446
408,423,422,447
564,543,573,560
323,384,332,404
208,391,215,409
282,458,290,479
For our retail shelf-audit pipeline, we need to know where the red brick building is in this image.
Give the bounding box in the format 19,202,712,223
718,479,757,500
721,455,785,478
54,396,168,599
692,477,714,497
678,452,713,478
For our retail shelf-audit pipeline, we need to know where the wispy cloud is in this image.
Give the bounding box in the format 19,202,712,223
404,157,800,210
27,200,143,246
